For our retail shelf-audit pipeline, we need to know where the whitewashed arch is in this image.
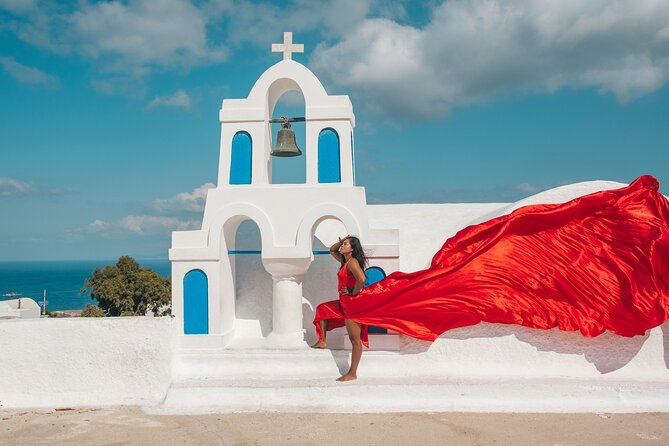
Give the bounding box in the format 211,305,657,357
296,203,363,252
248,60,328,117
206,203,276,257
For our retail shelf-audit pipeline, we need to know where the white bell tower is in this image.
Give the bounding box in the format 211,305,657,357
169,33,399,349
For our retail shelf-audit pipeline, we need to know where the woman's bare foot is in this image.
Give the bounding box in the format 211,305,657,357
336,373,357,382
310,340,328,349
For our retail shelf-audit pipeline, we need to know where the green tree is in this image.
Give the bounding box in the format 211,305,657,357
82,256,172,317
81,304,105,317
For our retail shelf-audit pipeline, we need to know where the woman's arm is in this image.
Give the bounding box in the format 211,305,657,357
329,237,344,263
347,258,367,296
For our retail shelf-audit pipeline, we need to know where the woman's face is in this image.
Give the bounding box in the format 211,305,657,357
339,238,352,255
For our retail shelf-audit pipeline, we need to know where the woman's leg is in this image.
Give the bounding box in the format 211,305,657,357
310,319,328,348
337,319,362,381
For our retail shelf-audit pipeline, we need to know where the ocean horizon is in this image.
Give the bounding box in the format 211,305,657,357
0,259,171,312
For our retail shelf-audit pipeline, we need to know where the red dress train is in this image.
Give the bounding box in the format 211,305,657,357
313,175,669,342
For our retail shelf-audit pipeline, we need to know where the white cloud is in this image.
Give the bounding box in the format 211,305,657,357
120,215,201,235
4,0,227,85
80,215,200,237
0,177,35,196
0,0,37,15
87,219,110,232
311,0,669,120
219,0,374,46
80,183,213,238
0,56,59,87
69,0,227,73
147,183,215,213
146,90,192,111
1,0,399,96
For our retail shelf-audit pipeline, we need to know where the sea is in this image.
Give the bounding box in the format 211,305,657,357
0,260,171,312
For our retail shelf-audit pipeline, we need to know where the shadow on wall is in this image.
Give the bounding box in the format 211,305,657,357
302,237,339,345
235,254,273,336
513,327,647,374
398,322,525,356
431,323,649,374
234,220,273,336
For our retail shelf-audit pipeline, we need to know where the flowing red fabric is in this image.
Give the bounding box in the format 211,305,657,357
314,175,669,341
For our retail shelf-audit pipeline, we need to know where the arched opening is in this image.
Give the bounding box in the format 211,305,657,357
270,90,306,184
230,131,252,184
302,217,348,346
184,269,208,335
318,128,341,183
229,219,272,337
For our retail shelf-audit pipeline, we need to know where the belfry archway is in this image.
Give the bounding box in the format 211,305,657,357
270,89,306,184
232,219,273,336
303,217,348,345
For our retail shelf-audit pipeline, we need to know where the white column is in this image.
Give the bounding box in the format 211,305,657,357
267,274,306,348
217,123,233,186
305,121,318,185
334,121,354,186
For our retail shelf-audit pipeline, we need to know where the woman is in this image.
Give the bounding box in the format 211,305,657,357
311,236,368,382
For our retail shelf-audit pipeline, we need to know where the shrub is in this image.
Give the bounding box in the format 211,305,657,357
81,304,105,317
82,256,171,317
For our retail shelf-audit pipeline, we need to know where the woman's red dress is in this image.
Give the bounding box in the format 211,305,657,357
313,175,669,342
313,259,369,347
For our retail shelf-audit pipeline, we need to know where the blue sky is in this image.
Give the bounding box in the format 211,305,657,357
1,0,668,261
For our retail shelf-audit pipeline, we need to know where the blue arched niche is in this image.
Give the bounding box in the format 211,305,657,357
318,128,341,183
183,269,208,335
364,266,388,334
230,131,252,184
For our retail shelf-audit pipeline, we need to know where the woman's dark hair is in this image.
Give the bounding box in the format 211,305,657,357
343,236,367,270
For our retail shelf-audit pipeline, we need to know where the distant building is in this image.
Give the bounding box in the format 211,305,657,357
0,298,40,320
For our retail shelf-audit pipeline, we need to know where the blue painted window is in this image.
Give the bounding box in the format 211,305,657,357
364,266,386,288
184,269,208,335
364,266,388,334
230,131,252,184
318,128,340,183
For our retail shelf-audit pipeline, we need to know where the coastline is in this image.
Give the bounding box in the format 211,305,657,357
0,259,171,312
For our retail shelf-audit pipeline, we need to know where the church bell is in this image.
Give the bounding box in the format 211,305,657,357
271,121,302,157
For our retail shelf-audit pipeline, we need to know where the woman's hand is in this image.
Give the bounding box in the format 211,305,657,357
340,286,352,296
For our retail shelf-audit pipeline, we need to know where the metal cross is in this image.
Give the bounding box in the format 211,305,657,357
272,32,304,60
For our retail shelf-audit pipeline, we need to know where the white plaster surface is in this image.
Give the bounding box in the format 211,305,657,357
0,317,175,409
161,179,669,413
2,180,669,412
367,203,507,271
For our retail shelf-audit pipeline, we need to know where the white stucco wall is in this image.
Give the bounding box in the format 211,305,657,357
228,180,669,374
3,180,667,412
0,317,175,409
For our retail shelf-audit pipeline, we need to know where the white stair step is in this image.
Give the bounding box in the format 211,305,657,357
156,378,669,414
173,348,404,381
